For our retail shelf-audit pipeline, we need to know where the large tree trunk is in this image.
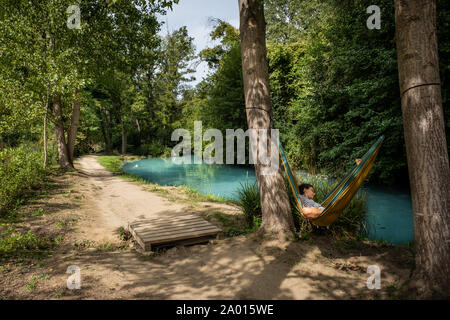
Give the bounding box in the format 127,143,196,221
53,96,73,169
239,0,294,238
395,0,450,299
67,88,81,164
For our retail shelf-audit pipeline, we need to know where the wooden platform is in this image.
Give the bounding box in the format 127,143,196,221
128,213,222,251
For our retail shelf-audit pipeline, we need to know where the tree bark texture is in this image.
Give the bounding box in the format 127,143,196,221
53,96,73,169
395,0,450,298
67,88,81,164
239,0,295,238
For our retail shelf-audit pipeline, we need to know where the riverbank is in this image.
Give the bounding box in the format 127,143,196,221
0,154,415,299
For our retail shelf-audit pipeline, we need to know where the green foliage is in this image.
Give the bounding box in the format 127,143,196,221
134,141,166,157
180,19,247,160
0,230,55,260
236,180,262,228
266,0,450,185
96,156,123,173
0,146,55,215
267,0,406,184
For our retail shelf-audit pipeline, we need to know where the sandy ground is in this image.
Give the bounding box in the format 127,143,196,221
0,155,415,300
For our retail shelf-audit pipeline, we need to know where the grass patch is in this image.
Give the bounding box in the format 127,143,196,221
0,230,55,260
96,156,123,173
72,239,96,250
25,273,51,291
385,280,409,300
177,186,227,203
52,289,66,299
31,209,45,217
55,220,68,229
211,211,258,237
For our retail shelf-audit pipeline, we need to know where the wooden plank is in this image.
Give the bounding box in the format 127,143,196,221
130,215,200,227
146,229,221,245
129,213,222,251
136,223,219,236
140,227,220,242
140,225,221,241
132,219,212,231
153,235,216,248
132,213,200,222
134,219,216,230
130,215,199,224
128,223,149,251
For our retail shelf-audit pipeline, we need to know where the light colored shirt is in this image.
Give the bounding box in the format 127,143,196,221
299,194,325,210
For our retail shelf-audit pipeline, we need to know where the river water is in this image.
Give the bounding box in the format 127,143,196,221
122,157,414,244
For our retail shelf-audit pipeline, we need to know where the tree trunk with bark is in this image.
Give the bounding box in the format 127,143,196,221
121,117,127,155
43,86,49,168
67,88,81,164
395,0,450,299
239,0,294,238
53,96,73,169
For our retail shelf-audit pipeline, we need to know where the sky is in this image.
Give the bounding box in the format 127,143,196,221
156,0,240,86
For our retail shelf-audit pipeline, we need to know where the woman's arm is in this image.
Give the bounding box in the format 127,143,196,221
301,207,324,219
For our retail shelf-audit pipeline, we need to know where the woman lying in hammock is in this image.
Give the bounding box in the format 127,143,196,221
298,183,325,219
298,158,362,219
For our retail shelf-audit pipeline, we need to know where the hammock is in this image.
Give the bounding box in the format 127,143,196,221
278,135,385,227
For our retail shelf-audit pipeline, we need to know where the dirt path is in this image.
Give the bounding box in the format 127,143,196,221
0,155,415,300
72,155,188,243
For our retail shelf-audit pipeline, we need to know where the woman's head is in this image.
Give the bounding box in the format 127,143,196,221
299,183,315,199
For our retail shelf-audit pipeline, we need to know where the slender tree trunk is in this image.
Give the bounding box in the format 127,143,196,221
395,0,450,299
239,0,294,238
43,85,49,168
99,118,109,154
121,121,127,155
118,103,127,155
67,88,81,164
136,119,141,133
101,107,113,154
53,96,73,169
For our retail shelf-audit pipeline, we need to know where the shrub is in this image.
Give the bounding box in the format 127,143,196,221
134,143,150,156
148,141,164,156
0,146,52,215
0,230,55,260
235,180,261,228
134,141,166,157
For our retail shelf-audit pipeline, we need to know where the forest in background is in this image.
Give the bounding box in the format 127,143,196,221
1,0,449,186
